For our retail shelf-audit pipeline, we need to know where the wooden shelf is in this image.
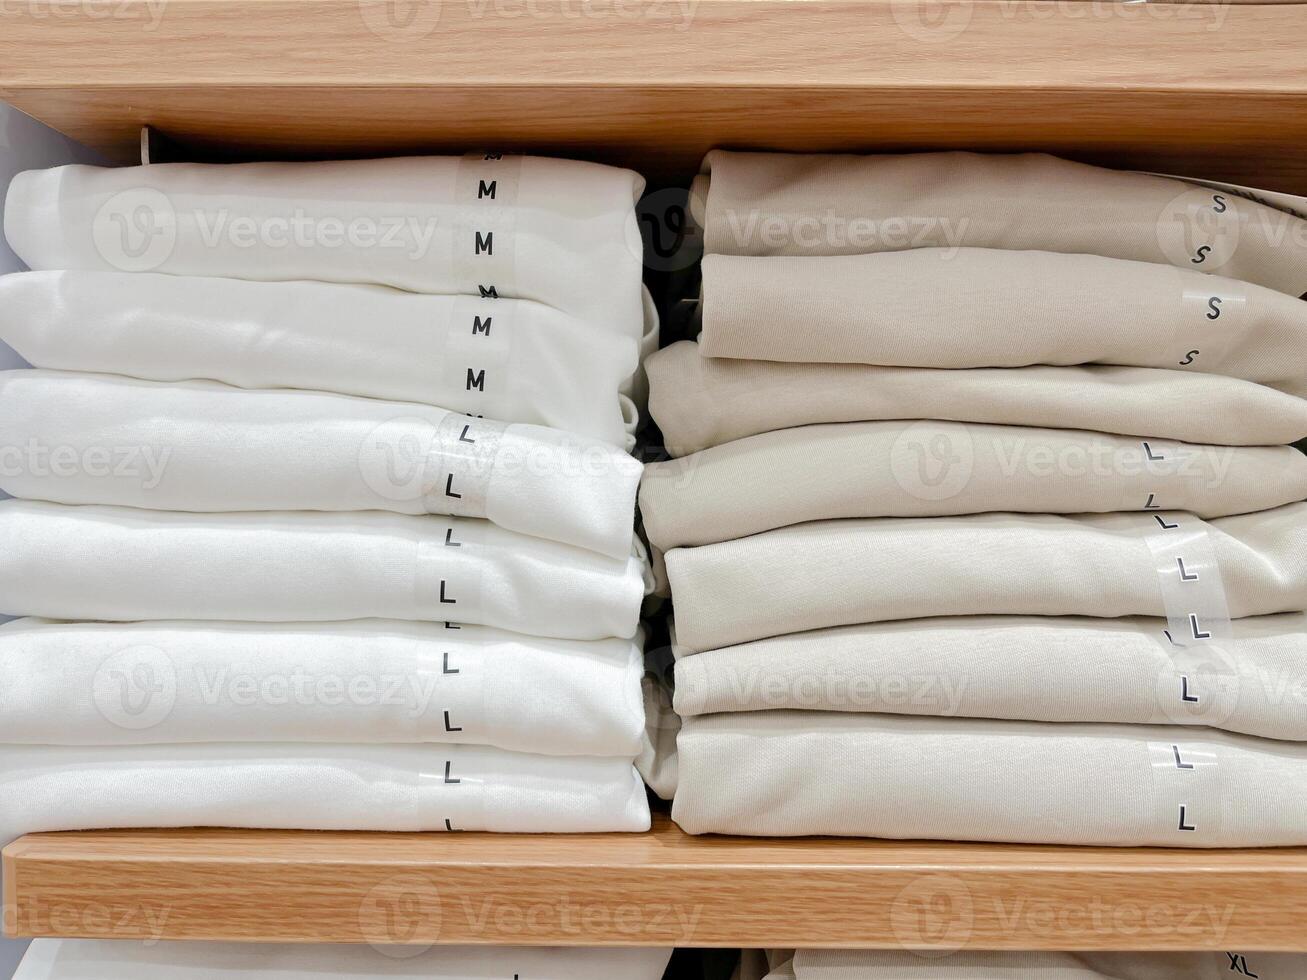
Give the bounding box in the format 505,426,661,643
2,0,1307,189
6,815,1307,950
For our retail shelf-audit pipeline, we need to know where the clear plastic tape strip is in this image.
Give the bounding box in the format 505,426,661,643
424,413,508,519
453,152,522,298
1147,739,1223,843
442,295,516,420
1143,513,1232,841
418,750,488,832
410,626,487,745
1144,513,1233,648
416,521,489,626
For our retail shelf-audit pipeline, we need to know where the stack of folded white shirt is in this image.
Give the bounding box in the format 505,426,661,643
0,154,657,841
12,939,673,979
742,949,1307,980
640,150,1307,847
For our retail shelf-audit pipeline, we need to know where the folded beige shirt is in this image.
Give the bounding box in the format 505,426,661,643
697,150,1307,296
646,342,1307,454
674,613,1307,742
673,711,1307,846
758,950,1307,980
666,504,1307,652
640,420,1307,550
701,250,1307,394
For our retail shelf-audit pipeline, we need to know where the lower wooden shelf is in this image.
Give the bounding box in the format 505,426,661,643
5,814,1307,950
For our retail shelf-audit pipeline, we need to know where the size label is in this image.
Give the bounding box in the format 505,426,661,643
416,520,489,625
441,295,516,421
424,413,508,519
1147,740,1223,843
452,153,522,299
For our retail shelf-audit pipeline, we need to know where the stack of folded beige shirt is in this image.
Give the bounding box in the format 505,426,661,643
640,150,1307,847
739,949,1307,980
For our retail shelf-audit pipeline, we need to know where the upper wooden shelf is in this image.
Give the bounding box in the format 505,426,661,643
2,0,1307,188
7,815,1307,949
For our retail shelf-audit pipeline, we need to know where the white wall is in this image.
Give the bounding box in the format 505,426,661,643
0,100,106,979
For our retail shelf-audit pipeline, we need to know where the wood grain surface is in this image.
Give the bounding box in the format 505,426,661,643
7,816,1307,949
1,0,1306,188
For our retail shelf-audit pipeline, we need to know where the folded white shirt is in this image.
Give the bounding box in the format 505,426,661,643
696,150,1307,295
674,613,1307,742
640,420,1307,551
673,711,1307,846
666,504,1307,651
0,741,650,842
3,155,646,335
761,950,1307,980
0,369,642,559
15,940,673,980
0,270,653,448
646,341,1307,453
0,618,645,757
0,500,648,640
700,249,1307,395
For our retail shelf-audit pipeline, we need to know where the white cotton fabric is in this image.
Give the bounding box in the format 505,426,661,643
673,711,1307,846
770,950,1307,980
646,341,1307,453
700,250,1307,393
696,150,1307,295
0,500,648,640
0,741,650,842
666,504,1307,651
0,270,647,448
640,420,1307,551
674,613,1307,742
0,618,645,757
3,155,646,335
0,369,642,559
14,940,673,980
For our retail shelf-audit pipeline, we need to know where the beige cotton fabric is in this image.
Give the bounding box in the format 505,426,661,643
672,711,1307,846
700,250,1307,394
666,504,1307,652
645,342,1307,454
674,613,1307,742
697,151,1307,296
770,950,1307,980
640,420,1307,551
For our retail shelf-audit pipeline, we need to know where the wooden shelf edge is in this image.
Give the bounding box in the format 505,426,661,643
7,816,1307,949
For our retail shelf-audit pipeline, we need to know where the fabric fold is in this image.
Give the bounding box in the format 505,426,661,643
698,150,1307,295
0,741,651,842
645,341,1307,454
0,270,644,447
0,618,646,756
14,941,674,980
3,155,646,334
640,420,1307,551
0,369,642,559
674,613,1307,742
700,250,1307,393
673,711,1307,845
0,500,647,640
665,504,1307,651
